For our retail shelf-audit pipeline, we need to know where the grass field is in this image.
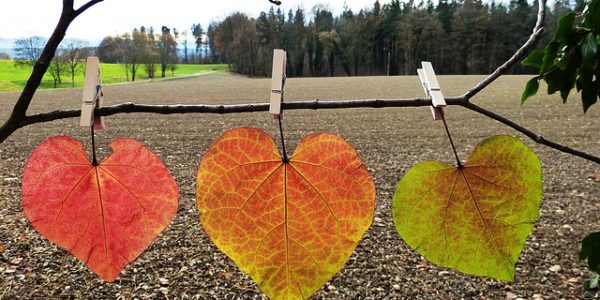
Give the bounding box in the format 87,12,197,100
0,60,228,91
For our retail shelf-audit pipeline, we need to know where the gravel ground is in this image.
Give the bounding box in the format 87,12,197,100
0,74,599,299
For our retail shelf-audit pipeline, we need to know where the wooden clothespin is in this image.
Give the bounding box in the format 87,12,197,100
270,49,287,119
80,56,105,130
417,62,446,121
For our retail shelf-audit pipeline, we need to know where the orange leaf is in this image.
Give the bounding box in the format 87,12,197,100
197,127,375,299
22,136,179,282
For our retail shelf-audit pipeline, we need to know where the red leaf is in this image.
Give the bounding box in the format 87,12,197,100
22,136,179,282
197,127,375,299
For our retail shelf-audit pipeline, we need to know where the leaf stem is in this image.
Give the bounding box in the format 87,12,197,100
278,118,289,163
91,125,98,166
441,112,463,168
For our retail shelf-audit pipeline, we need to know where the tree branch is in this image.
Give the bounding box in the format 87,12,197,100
268,0,282,5
74,0,104,18
12,98,600,165
460,102,600,164
0,0,103,142
18,97,464,126
462,0,546,99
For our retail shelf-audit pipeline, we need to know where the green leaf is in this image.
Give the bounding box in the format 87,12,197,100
586,0,600,32
584,273,599,299
581,86,597,112
554,12,576,44
580,76,598,112
560,86,572,103
521,77,540,104
393,135,542,281
582,32,598,69
591,272,599,289
522,50,545,69
541,42,560,74
546,69,568,95
580,232,600,273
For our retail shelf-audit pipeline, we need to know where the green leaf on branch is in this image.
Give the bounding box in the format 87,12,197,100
580,232,600,273
546,69,569,96
521,1,600,112
554,12,576,44
581,81,598,112
582,32,598,69
541,42,560,74
522,50,545,69
393,135,542,281
521,77,540,104
586,0,600,32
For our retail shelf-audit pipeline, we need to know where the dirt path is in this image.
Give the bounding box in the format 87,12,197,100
1,74,599,299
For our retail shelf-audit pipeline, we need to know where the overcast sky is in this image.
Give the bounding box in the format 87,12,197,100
1,0,388,42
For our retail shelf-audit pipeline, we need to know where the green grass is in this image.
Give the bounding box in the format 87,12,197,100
0,60,228,91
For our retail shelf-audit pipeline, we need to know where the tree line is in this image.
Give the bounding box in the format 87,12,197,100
208,0,582,76
9,0,582,83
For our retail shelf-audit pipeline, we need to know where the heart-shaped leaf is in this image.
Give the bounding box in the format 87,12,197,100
22,136,179,282
393,135,542,281
196,127,375,299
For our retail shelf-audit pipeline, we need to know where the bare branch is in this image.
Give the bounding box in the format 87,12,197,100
74,0,104,18
462,0,546,99
19,97,464,126
461,102,600,164
0,0,103,143
11,98,599,165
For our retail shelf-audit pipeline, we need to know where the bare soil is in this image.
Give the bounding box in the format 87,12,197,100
1,73,599,299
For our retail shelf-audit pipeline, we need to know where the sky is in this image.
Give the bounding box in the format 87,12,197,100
1,0,388,42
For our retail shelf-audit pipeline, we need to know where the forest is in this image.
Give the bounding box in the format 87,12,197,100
92,0,584,78
202,0,583,76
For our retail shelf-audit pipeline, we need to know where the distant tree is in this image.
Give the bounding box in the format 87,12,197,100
143,27,158,79
381,0,402,75
290,8,306,76
450,0,489,74
13,36,47,66
97,36,123,63
159,26,178,77
318,29,340,76
171,28,179,75
213,13,258,74
398,9,445,74
48,54,66,88
0,53,10,60
181,30,190,64
337,8,360,76
61,38,89,87
124,29,148,82
191,23,204,63
256,7,286,75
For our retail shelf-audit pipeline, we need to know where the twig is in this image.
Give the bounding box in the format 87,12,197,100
74,0,104,18
461,102,600,164
462,0,546,99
